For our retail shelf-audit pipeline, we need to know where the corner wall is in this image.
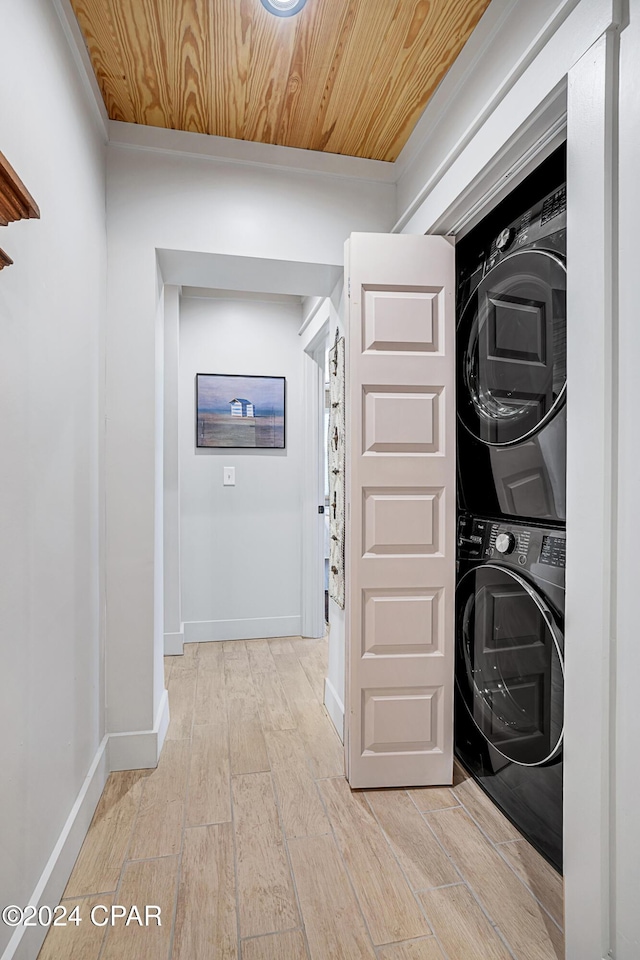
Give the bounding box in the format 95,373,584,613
0,1,107,955
105,143,395,748
179,294,305,641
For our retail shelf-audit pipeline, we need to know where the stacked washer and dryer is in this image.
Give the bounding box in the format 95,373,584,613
454,146,567,872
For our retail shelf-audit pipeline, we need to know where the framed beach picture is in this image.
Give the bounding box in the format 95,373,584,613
196,373,286,448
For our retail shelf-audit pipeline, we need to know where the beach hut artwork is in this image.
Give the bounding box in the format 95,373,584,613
196,374,286,448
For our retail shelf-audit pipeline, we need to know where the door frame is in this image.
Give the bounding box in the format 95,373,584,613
390,4,620,956
300,305,331,639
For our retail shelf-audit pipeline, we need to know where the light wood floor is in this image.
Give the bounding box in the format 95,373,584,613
38,636,564,960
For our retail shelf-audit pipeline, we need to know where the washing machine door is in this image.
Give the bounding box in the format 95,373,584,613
458,249,566,446
456,563,564,766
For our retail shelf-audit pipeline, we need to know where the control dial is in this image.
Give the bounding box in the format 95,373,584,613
496,227,515,252
495,532,517,555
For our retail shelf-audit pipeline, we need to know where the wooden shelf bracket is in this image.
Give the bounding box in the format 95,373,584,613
0,151,40,269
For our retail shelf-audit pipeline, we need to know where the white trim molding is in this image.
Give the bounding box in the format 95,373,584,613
2,688,172,960
108,120,396,183
108,688,171,772
324,676,345,743
564,28,619,960
183,617,302,643
300,346,328,639
1,739,110,960
164,630,184,656
51,0,109,141
613,2,640,954
397,0,619,236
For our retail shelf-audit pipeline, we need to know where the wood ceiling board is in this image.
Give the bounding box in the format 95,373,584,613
70,0,136,121
70,0,493,161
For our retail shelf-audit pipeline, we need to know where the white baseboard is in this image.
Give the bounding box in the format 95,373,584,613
164,630,184,655
1,691,173,960
2,738,110,960
324,676,345,743
108,688,170,771
183,616,302,642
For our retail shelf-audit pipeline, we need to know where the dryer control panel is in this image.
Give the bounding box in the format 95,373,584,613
457,515,566,591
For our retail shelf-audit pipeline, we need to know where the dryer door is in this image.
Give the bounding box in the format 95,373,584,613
456,563,563,766
458,249,566,446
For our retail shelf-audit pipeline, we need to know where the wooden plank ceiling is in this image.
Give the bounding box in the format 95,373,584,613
70,0,492,162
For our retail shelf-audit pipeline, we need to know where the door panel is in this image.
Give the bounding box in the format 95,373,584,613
346,233,455,788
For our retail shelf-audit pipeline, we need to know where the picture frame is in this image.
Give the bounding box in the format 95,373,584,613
196,373,286,449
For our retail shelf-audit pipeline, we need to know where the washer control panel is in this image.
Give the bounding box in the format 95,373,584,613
540,535,566,568
458,515,566,582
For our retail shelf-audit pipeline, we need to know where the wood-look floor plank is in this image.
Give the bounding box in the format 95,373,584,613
37,895,113,960
128,739,190,860
365,790,459,891
288,834,376,960
164,656,173,687
100,856,178,960
291,637,328,704
227,696,270,775
418,884,513,960
224,642,255,696
232,773,299,938
299,655,327,704
264,729,329,838
498,839,564,928
247,639,296,731
193,658,226,727
197,640,224,663
186,722,231,826
165,663,197,740
290,699,344,779
296,656,325,704
272,652,318,704
241,930,308,960
64,771,146,897
427,807,564,960
268,637,297,655
222,639,246,660
407,786,459,813
172,823,237,960
376,938,445,960
318,778,430,945
453,776,522,843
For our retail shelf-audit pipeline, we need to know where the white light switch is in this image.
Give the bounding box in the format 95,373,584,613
223,466,235,486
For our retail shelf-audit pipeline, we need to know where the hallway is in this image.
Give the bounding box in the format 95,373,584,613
38,637,563,960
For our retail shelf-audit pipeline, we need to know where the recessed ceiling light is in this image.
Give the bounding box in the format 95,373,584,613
260,0,308,17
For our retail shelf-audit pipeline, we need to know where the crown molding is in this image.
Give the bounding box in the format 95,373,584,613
108,121,396,184
51,0,109,141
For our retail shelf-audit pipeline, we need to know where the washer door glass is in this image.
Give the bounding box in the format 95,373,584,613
456,564,564,766
458,250,566,446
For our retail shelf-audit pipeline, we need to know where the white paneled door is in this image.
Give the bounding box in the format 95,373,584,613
345,232,456,788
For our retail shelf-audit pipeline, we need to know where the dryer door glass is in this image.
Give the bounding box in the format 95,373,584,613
458,250,566,446
456,564,564,766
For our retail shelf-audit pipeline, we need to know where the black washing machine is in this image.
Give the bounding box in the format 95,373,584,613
455,513,565,871
457,150,567,525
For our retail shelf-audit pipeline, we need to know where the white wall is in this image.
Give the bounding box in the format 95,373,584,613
105,143,395,749
179,294,304,641
0,0,107,956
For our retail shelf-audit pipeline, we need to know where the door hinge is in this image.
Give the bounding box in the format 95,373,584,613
348,278,351,298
